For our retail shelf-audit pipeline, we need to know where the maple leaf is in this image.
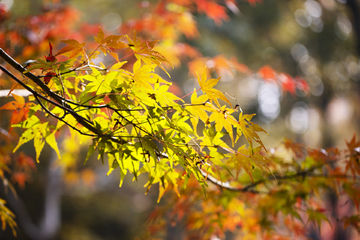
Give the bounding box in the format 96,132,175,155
211,55,237,80
188,58,208,77
196,0,229,25
283,139,307,159
6,78,30,97
94,27,105,45
45,42,57,62
0,94,33,133
343,183,360,212
236,112,268,150
0,93,25,110
279,73,296,95
104,35,127,49
346,134,360,151
345,134,360,176
23,59,53,73
209,105,237,146
228,145,272,182
177,12,199,38
258,65,276,81
228,145,253,180
342,215,360,233
258,66,309,95
81,67,118,95
94,27,127,55
187,89,210,130
55,39,86,58
132,60,160,90
12,172,29,189
307,208,332,233
44,72,57,84
249,146,273,175
197,68,231,108
17,152,36,171
127,31,173,76
201,124,231,151
0,198,17,236
151,83,183,108
188,55,251,81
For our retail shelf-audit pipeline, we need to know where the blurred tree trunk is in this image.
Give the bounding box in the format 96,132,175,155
346,0,360,57
1,152,63,240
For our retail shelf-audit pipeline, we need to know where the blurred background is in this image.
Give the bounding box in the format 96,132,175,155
1,0,360,239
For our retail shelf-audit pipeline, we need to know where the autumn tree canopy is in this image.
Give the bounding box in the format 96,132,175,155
0,0,360,239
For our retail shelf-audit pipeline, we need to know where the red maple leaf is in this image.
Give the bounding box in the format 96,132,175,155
44,72,57,84
45,42,57,62
279,73,296,95
247,0,263,6
296,77,310,93
196,0,229,25
17,152,36,171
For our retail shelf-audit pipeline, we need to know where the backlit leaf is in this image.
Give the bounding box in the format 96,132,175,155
127,31,173,76
45,131,61,160
197,68,231,107
56,39,86,58
34,123,48,163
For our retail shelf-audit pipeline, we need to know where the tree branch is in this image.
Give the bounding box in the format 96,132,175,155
0,49,100,135
201,164,360,193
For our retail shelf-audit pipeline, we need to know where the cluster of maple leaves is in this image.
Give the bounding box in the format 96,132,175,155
1,26,359,239
0,0,359,239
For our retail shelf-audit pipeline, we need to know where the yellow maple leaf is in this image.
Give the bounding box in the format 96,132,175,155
127,31,173,77
187,89,209,130
236,112,268,151
197,68,231,108
228,145,253,180
228,145,272,182
209,105,237,146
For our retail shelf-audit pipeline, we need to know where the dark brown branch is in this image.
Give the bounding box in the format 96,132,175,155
33,94,97,137
199,169,262,193
0,65,65,110
201,165,360,193
0,49,100,134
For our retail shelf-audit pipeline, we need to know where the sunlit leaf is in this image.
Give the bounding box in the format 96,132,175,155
197,68,231,108
45,131,61,160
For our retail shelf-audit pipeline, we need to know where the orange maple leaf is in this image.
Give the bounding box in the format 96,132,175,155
0,93,33,133
55,39,86,58
258,65,276,81
94,27,127,55
197,0,229,25
12,172,30,189
345,134,360,176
